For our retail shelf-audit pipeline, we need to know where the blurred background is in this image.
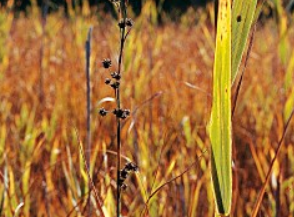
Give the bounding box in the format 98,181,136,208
0,0,294,217
1,0,294,19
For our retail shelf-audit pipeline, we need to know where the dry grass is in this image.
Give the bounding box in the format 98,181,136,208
0,7,294,217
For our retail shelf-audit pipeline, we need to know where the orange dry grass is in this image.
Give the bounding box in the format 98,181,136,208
0,11,294,216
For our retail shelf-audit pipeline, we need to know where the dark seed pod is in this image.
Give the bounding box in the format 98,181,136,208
121,113,127,119
118,162,138,189
124,109,131,116
125,162,138,172
110,81,120,89
126,18,134,27
102,58,111,68
121,109,131,119
105,78,111,84
121,170,128,179
113,108,130,119
99,108,108,116
113,108,124,118
111,72,121,80
121,183,127,191
118,20,126,28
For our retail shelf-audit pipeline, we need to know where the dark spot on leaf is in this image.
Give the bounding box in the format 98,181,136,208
237,15,242,23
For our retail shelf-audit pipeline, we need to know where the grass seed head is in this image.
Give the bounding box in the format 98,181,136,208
99,108,108,116
110,81,120,89
105,78,111,84
102,58,112,68
111,72,121,80
125,18,134,27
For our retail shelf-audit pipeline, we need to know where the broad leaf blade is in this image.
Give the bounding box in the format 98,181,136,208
208,0,232,215
231,0,257,84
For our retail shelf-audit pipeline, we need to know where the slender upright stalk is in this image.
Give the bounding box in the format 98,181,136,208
39,0,48,105
116,1,127,216
99,2,131,216
85,26,92,217
116,98,121,217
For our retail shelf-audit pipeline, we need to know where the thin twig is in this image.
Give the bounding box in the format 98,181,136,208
251,108,294,217
131,91,163,115
141,150,207,216
85,26,93,217
116,1,127,216
66,189,93,217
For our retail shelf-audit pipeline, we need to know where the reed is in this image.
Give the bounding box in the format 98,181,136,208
99,1,137,216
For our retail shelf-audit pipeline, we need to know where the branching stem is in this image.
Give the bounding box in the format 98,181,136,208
116,1,127,216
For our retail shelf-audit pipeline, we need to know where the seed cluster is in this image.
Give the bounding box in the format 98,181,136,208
119,162,138,190
99,58,131,119
113,108,130,119
118,18,134,28
98,7,137,204
102,58,111,68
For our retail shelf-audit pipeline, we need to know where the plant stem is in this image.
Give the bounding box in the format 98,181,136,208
85,26,92,217
39,0,48,105
116,91,121,217
118,5,127,75
116,1,127,216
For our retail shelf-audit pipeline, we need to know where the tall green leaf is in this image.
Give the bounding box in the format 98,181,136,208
208,0,232,215
231,0,257,84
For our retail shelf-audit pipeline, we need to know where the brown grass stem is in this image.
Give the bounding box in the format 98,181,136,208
141,150,206,217
85,26,93,217
116,1,127,216
251,108,294,217
116,99,121,217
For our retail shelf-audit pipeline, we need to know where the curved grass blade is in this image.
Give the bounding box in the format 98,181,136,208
208,0,232,215
231,0,257,84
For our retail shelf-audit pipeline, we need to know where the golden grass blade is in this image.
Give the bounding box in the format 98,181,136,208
251,108,294,217
284,87,294,123
284,49,294,90
231,0,257,84
208,0,232,215
76,130,106,217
